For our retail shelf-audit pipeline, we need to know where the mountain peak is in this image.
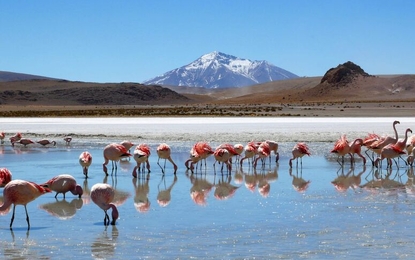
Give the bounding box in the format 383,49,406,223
144,52,299,88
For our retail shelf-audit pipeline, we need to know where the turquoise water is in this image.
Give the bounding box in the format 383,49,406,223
0,118,415,259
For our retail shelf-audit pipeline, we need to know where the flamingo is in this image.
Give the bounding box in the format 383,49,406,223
0,168,12,187
349,138,366,165
368,120,400,157
120,140,134,161
213,148,233,173
41,174,83,199
253,141,271,169
37,139,57,147
194,141,214,169
132,144,151,177
63,136,72,145
79,151,93,178
90,183,119,226
0,132,5,144
185,144,202,171
406,134,415,155
12,138,34,147
233,143,244,163
374,143,406,168
156,143,178,174
395,128,413,166
240,141,258,167
265,140,279,163
289,142,311,168
331,134,352,166
217,143,240,163
9,132,22,145
407,149,415,166
0,180,51,229
102,143,132,175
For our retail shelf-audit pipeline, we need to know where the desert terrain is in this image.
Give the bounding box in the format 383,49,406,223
0,62,414,117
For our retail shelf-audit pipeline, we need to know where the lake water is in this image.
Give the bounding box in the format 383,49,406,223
1,117,415,259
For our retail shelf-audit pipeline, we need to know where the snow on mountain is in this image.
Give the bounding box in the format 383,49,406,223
143,51,299,89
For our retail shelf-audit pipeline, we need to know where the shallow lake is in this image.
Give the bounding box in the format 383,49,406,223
1,117,415,259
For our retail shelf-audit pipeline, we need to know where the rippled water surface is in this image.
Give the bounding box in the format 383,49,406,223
1,117,415,259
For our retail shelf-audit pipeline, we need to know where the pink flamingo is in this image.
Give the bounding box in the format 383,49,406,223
185,144,202,170
289,142,311,168
374,143,406,168
331,134,352,165
349,138,366,165
41,174,83,199
157,143,178,174
90,183,119,226
102,143,132,175
0,168,12,187
9,132,22,145
185,142,214,171
395,128,412,166
368,120,400,157
79,151,93,178
240,141,258,167
37,139,56,146
265,140,279,163
253,142,271,169
0,180,51,229
0,132,5,144
132,144,151,177
217,143,240,164
406,134,415,155
63,136,72,145
13,138,34,147
233,143,244,163
120,140,134,161
213,148,233,172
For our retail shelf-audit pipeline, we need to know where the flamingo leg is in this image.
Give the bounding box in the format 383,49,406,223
24,205,30,230
10,205,16,229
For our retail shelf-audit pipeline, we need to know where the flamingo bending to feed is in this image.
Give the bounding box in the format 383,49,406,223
240,141,258,167
120,140,134,161
41,174,83,199
12,138,34,147
0,132,5,144
133,144,151,177
349,138,366,165
0,168,12,187
79,151,93,178
265,140,279,163
157,143,178,174
63,136,72,145
253,142,271,169
374,143,406,168
213,148,233,172
289,142,311,168
9,133,22,145
185,142,214,171
102,143,132,175
90,183,119,226
37,139,57,147
0,180,51,230
331,135,352,166
185,145,202,171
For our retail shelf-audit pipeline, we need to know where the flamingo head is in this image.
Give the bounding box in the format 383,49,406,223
110,204,119,225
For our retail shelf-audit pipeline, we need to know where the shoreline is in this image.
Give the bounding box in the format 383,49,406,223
0,101,414,117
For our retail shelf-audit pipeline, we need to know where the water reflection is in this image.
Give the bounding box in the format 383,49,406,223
289,168,311,193
360,168,405,194
332,166,367,192
91,225,119,259
132,173,151,212
214,174,239,200
157,175,178,207
186,171,214,206
39,198,83,220
0,230,48,259
240,167,278,196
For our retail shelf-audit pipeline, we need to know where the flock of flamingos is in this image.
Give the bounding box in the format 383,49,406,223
0,119,415,230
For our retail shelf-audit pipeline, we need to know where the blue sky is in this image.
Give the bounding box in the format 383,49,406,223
1,1,414,83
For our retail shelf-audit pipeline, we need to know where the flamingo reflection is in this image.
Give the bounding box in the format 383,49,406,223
91,225,119,259
214,174,239,200
331,166,366,192
132,173,151,213
39,198,83,220
157,175,178,207
186,171,214,206
289,168,311,193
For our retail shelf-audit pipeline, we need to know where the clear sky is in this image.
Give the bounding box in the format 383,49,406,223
1,1,414,83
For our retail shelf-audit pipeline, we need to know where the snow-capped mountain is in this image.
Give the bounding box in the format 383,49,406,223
143,51,299,88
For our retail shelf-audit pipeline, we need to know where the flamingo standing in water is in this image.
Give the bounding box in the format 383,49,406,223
213,148,233,173
0,132,5,144
157,143,178,174
41,174,83,199
349,138,366,165
265,140,279,164
63,136,72,145
253,142,271,169
406,134,415,155
331,135,352,166
368,120,400,160
0,168,12,187
185,144,202,171
37,139,57,147
233,144,244,164
289,142,311,168
120,140,134,161
79,151,93,178
132,144,151,177
0,180,51,230
9,133,22,145
12,138,35,147
102,143,132,175
195,141,214,169
240,141,258,167
90,183,119,226
374,143,406,168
